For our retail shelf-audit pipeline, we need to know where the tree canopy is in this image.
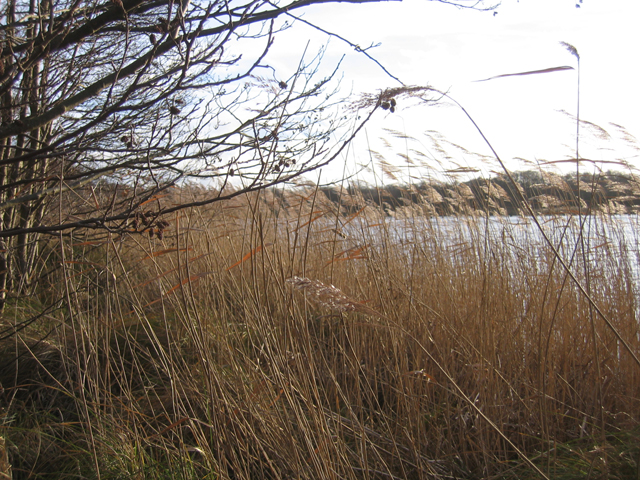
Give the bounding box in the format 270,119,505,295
0,0,492,310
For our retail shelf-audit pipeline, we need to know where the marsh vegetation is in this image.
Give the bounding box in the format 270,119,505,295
2,172,640,479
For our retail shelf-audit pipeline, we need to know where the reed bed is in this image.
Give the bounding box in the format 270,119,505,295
1,183,640,479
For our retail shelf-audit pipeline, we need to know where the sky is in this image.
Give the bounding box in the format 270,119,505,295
266,0,640,183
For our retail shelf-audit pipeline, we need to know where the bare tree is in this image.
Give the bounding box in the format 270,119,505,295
0,0,493,311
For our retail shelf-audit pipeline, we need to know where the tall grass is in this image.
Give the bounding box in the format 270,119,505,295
1,181,640,479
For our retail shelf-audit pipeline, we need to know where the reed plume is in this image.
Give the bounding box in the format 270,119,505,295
286,276,384,318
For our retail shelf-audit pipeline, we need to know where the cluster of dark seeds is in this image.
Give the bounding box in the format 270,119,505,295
154,19,173,34
120,135,135,149
380,98,397,113
272,157,296,173
169,98,185,115
131,212,170,239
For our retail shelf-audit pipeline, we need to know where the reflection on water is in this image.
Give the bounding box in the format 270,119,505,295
339,214,640,299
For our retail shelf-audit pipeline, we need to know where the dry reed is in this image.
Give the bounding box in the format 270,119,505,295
1,170,640,479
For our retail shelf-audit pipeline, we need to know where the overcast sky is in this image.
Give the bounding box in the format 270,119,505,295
267,0,640,183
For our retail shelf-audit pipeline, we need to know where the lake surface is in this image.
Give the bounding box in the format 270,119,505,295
339,214,640,299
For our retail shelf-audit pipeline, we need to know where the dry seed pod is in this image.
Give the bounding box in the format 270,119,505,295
158,19,170,33
380,102,390,110
390,98,396,107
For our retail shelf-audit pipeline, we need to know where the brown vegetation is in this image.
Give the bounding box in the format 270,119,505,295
320,170,640,217
1,182,639,479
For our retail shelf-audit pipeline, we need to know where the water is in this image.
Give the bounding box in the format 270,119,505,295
338,213,640,299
